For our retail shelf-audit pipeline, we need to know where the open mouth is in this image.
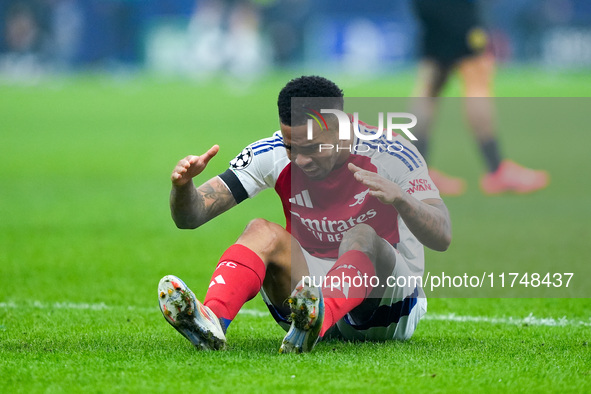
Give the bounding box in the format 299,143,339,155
301,167,320,177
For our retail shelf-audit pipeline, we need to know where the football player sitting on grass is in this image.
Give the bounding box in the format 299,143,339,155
158,75,451,353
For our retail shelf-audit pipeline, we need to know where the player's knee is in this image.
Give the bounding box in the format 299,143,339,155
241,218,288,256
243,218,281,238
339,223,380,257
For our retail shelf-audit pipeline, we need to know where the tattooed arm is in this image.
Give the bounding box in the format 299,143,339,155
170,177,236,229
388,196,451,252
170,145,237,229
349,163,451,251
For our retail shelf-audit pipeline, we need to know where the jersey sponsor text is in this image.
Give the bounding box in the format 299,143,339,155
291,209,377,242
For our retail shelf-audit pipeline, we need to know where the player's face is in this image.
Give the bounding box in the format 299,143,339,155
280,120,348,180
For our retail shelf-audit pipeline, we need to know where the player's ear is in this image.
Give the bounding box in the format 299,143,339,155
279,122,292,142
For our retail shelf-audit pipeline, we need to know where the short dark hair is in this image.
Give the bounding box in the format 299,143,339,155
277,75,344,126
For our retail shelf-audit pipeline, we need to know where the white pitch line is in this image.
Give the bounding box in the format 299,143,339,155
422,312,591,327
1,301,589,327
0,301,268,316
237,309,268,318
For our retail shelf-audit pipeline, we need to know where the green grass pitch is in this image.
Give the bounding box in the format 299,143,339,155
1,68,590,392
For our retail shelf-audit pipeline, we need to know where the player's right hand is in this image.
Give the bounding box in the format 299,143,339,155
171,145,219,186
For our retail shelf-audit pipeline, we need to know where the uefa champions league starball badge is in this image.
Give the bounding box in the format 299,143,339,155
230,147,253,170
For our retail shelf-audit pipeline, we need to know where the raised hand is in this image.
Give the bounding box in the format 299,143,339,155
348,162,403,205
171,145,220,186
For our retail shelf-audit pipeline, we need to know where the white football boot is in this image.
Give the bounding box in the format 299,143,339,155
158,275,226,350
279,277,324,354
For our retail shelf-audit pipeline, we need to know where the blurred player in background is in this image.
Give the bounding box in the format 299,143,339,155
158,76,451,353
411,0,549,196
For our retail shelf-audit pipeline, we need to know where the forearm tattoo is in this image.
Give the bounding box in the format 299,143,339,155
197,181,236,220
171,178,236,228
396,197,451,251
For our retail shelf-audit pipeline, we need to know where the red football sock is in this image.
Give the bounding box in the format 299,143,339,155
320,250,376,337
204,244,266,325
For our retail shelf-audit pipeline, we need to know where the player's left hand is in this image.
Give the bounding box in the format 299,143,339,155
348,163,403,205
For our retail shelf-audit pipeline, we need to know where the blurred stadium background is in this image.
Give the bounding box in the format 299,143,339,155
1,0,591,81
